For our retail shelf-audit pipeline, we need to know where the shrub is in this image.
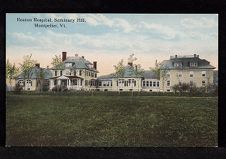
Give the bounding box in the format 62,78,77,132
14,83,23,94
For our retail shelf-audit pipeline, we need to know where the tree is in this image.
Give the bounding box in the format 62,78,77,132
150,60,169,92
6,59,19,90
113,59,125,94
114,59,125,78
51,55,62,67
19,54,37,80
36,68,45,92
150,60,161,79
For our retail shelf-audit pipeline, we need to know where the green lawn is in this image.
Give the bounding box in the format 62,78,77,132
6,95,218,146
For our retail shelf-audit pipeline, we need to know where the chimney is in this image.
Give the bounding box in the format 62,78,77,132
82,56,84,59
35,63,40,68
128,62,133,66
194,54,196,58
62,52,67,61
135,65,137,71
93,61,97,70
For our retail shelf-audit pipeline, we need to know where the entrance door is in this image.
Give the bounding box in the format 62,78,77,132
61,79,67,86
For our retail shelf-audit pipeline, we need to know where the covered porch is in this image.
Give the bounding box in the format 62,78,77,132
50,75,83,90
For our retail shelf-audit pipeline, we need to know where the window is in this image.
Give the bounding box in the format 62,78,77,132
174,62,182,68
60,71,62,76
134,80,136,87
157,81,159,87
190,71,194,77
178,73,182,77
79,70,82,76
74,70,76,76
150,81,152,87
27,80,32,86
190,62,198,67
153,81,156,87
143,81,145,87
202,80,206,86
167,89,170,92
72,79,77,85
18,80,24,86
149,90,152,92
167,81,170,86
95,73,97,78
146,81,149,87
99,81,102,86
202,71,206,77
55,70,57,76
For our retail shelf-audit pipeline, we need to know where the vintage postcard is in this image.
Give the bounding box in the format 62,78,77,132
6,13,218,146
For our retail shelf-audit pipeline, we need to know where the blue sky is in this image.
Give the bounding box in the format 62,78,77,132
6,13,218,75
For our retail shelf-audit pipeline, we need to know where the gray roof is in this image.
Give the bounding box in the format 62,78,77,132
51,56,97,72
97,67,159,80
143,70,159,79
17,67,52,79
160,56,216,69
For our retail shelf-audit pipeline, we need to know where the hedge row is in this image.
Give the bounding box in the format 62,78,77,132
7,90,218,97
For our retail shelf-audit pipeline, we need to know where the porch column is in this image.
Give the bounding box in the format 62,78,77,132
57,79,61,85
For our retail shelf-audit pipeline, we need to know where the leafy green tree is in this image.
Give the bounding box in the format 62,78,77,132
51,55,62,67
6,59,19,90
113,59,125,94
19,54,37,80
114,59,125,78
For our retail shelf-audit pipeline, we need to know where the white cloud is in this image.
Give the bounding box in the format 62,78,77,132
181,17,217,29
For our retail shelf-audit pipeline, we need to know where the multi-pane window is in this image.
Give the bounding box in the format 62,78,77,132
18,80,24,86
190,71,194,77
26,80,32,86
153,81,156,87
150,81,152,87
157,81,159,87
202,71,206,77
143,81,145,87
190,62,198,67
146,81,149,87
202,81,206,86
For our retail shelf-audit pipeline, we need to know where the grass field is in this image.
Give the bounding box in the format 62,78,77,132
6,94,218,147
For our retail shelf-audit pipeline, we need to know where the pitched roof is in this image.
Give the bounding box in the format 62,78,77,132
17,67,52,79
160,56,216,69
97,67,159,80
51,56,97,72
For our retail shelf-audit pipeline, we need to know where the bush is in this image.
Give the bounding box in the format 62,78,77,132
14,83,23,94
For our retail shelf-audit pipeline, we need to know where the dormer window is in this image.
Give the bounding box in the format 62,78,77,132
190,62,198,67
174,62,183,68
65,63,73,68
